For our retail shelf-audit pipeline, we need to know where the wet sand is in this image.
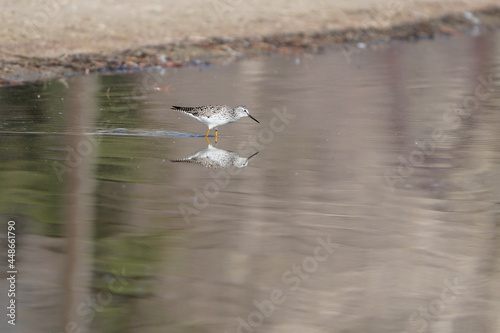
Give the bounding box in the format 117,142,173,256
0,1,499,85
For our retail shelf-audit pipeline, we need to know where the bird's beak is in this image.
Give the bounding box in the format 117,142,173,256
248,114,260,123
247,151,259,160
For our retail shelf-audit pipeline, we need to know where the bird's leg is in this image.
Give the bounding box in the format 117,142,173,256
206,128,210,137
215,129,218,143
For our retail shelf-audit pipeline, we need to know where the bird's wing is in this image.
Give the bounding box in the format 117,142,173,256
171,157,222,168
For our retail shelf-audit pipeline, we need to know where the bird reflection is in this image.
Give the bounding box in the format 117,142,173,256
171,144,258,169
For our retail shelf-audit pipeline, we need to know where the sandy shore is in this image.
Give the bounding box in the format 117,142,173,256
1,0,499,85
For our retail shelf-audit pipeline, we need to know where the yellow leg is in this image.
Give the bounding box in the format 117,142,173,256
215,130,218,143
206,128,210,137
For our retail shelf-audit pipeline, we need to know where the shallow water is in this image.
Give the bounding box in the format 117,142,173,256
1,31,500,333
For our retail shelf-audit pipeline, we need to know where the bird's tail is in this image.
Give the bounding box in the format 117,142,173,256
171,106,197,111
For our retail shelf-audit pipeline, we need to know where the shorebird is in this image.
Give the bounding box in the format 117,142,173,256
171,105,259,142
171,144,259,169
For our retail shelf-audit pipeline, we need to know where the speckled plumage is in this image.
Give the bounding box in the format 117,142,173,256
171,145,258,169
171,105,259,140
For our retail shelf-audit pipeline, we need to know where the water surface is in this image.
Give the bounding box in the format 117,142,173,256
1,31,500,333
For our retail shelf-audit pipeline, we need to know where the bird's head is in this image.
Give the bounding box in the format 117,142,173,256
235,106,259,123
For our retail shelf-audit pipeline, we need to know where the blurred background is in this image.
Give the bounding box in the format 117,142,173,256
0,0,497,58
